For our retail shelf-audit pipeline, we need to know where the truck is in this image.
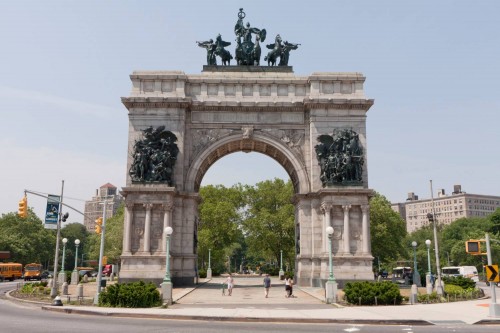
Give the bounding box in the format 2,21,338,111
441,266,479,282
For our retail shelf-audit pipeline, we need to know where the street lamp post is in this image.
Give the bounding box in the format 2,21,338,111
162,226,173,305
279,250,284,279
411,241,421,287
50,180,65,298
425,239,432,294
70,239,80,285
429,180,443,295
207,249,212,279
325,226,337,304
58,238,68,285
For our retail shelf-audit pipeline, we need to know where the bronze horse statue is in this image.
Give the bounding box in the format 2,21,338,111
264,34,283,66
214,34,233,66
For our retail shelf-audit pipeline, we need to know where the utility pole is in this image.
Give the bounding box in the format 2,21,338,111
50,180,64,298
94,200,108,304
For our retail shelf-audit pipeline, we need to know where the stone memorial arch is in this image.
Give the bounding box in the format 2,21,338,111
119,9,374,287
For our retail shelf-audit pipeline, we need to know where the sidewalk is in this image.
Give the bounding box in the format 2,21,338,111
14,276,500,325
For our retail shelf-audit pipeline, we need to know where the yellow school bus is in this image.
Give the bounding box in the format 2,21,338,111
0,262,23,281
23,263,43,281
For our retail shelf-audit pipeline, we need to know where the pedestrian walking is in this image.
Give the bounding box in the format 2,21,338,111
284,275,291,298
226,273,234,296
263,274,271,298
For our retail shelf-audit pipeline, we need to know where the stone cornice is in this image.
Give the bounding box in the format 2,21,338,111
122,96,374,112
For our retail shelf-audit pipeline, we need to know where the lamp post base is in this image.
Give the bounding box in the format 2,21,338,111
58,272,66,285
279,270,284,280
325,280,338,304
70,271,79,285
161,281,173,305
426,274,433,294
206,268,212,279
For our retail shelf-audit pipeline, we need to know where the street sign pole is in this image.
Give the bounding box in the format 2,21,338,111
485,233,500,317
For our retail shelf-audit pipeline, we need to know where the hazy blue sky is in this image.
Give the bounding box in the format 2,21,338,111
1,1,499,223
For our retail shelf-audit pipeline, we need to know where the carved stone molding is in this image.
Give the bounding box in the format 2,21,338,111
361,204,370,214
191,129,234,161
342,204,352,212
242,126,254,139
261,128,305,159
320,202,333,214
143,203,154,211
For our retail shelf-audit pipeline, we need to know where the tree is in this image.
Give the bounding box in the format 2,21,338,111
85,204,124,265
487,208,500,235
61,222,89,270
198,185,245,273
370,192,408,271
0,210,55,267
241,179,295,270
440,217,498,269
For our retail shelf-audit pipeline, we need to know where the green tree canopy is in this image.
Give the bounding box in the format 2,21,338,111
241,179,295,269
370,192,408,271
85,204,124,265
0,210,55,267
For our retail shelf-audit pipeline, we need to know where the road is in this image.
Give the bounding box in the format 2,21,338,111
1,280,500,332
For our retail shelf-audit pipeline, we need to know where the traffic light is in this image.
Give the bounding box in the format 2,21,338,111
18,196,28,218
466,240,481,255
95,217,103,234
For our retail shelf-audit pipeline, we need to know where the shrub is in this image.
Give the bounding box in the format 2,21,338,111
98,281,161,308
442,276,475,289
198,269,207,278
343,281,403,305
444,284,464,296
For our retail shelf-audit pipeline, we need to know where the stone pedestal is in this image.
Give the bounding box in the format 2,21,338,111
426,274,433,294
70,271,79,285
161,282,173,305
58,271,66,285
325,280,338,304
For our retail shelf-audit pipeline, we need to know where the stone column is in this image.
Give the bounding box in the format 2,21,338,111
361,204,370,254
321,202,333,253
162,201,173,252
342,205,351,255
123,202,134,254
143,203,153,253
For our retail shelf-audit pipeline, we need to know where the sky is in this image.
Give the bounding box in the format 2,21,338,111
1,1,499,223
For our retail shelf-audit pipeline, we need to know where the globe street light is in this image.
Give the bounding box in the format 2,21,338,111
325,226,337,304
71,239,80,285
57,238,68,285
207,248,212,279
162,226,173,305
425,239,433,294
279,250,284,279
411,241,421,287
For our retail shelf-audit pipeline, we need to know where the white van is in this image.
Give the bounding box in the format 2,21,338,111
442,266,479,282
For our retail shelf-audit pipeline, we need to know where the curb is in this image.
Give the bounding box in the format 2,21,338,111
40,306,433,325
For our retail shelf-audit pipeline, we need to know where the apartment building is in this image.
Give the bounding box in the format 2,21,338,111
83,183,123,232
391,185,500,233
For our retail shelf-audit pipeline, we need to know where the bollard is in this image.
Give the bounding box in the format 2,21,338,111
77,283,83,300
62,282,69,295
52,296,63,306
83,275,88,283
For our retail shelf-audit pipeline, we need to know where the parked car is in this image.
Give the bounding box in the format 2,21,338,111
79,270,97,278
40,271,52,279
